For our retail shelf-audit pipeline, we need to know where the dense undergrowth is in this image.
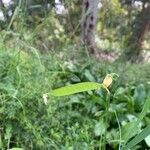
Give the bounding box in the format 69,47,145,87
0,43,150,149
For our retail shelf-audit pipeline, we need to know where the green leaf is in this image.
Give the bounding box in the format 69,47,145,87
122,124,150,150
9,148,24,150
70,74,81,82
84,69,95,81
121,121,140,143
133,84,146,110
145,134,150,147
114,87,126,96
94,119,106,136
49,82,102,96
122,97,150,145
138,97,150,121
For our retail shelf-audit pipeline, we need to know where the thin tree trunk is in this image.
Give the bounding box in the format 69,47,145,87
81,0,99,54
125,4,150,62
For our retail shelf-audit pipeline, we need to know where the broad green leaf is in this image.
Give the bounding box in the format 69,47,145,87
122,124,150,150
114,87,126,96
133,84,146,110
70,74,81,82
122,98,150,145
84,69,95,81
121,121,139,143
49,82,102,96
94,119,106,136
145,134,150,147
138,97,150,121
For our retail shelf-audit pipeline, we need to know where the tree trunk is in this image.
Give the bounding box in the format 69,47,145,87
125,4,150,62
81,0,99,54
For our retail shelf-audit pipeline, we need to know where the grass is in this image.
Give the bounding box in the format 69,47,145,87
0,41,150,149
0,2,150,148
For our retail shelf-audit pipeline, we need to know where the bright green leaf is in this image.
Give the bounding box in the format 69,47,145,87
9,148,24,150
48,82,102,96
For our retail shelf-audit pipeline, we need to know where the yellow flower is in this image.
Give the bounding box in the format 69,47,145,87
103,74,113,88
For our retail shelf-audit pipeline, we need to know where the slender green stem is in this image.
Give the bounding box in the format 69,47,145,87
104,94,110,150
114,110,122,150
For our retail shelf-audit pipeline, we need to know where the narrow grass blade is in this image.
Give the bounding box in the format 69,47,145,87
122,124,150,150
48,82,102,96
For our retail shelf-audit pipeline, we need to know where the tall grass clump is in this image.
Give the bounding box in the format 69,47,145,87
0,44,66,149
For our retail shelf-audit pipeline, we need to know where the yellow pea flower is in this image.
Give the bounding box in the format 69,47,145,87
103,74,113,88
102,73,119,93
102,74,113,94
